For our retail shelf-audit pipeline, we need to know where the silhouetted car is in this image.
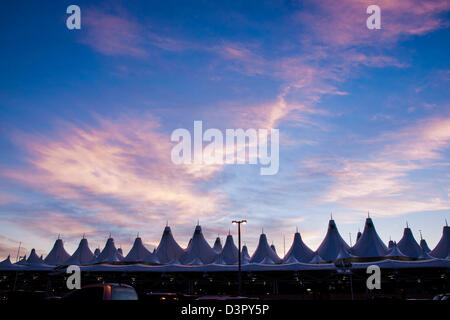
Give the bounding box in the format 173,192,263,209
432,293,450,301
62,283,138,301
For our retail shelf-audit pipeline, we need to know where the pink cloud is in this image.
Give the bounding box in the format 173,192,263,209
295,0,449,47
81,9,149,57
80,8,190,58
300,117,450,216
2,114,226,231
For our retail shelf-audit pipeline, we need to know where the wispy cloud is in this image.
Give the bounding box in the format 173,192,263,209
2,114,226,237
300,117,450,216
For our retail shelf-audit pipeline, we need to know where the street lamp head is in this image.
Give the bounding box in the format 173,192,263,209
232,221,237,224
242,220,247,224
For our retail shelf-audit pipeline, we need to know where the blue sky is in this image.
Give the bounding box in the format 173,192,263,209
0,0,449,259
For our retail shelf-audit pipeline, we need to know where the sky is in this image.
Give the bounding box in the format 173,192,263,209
0,0,449,260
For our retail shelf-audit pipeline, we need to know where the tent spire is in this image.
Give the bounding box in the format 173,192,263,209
197,219,199,226
109,232,111,238
446,218,448,227
82,233,85,239
406,221,409,228
367,211,370,218
58,233,60,240
330,212,333,220
166,220,169,227
419,230,423,240
349,232,352,246
137,232,139,238
296,226,298,233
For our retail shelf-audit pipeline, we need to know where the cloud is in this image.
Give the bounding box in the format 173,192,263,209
295,0,449,47
2,114,226,237
80,8,190,58
300,117,450,216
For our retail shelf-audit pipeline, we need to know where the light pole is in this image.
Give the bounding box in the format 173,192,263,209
232,219,247,296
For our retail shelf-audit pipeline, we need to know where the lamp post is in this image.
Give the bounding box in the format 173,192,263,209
232,219,247,296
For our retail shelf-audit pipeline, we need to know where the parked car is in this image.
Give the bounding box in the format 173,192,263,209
62,283,138,301
432,293,450,301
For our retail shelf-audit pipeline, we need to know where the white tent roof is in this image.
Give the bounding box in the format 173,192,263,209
420,239,431,253
260,256,275,264
388,240,394,249
16,255,27,265
309,253,325,264
397,227,423,258
143,252,160,263
27,249,44,265
182,225,217,264
218,234,239,265
249,233,281,264
316,219,350,261
66,238,95,265
0,255,12,266
351,218,388,258
155,226,184,263
386,242,407,258
44,238,70,265
186,257,204,265
336,247,354,260
242,245,250,260
283,232,314,263
213,237,222,253
430,226,450,259
284,256,299,264
124,237,151,262
93,237,122,263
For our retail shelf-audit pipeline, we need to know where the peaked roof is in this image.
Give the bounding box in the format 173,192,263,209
283,232,314,263
242,245,250,259
397,227,423,258
182,225,217,264
93,237,121,263
241,245,250,264
16,255,27,265
155,226,185,263
420,239,431,253
316,219,350,261
270,244,277,253
0,255,12,266
66,238,95,265
388,240,394,249
430,226,450,259
218,234,238,265
94,248,101,257
213,237,223,253
124,237,151,262
386,242,407,258
44,238,70,265
249,233,281,264
143,252,160,263
27,249,43,265
260,256,275,264
309,253,325,263
284,256,299,264
351,218,388,258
